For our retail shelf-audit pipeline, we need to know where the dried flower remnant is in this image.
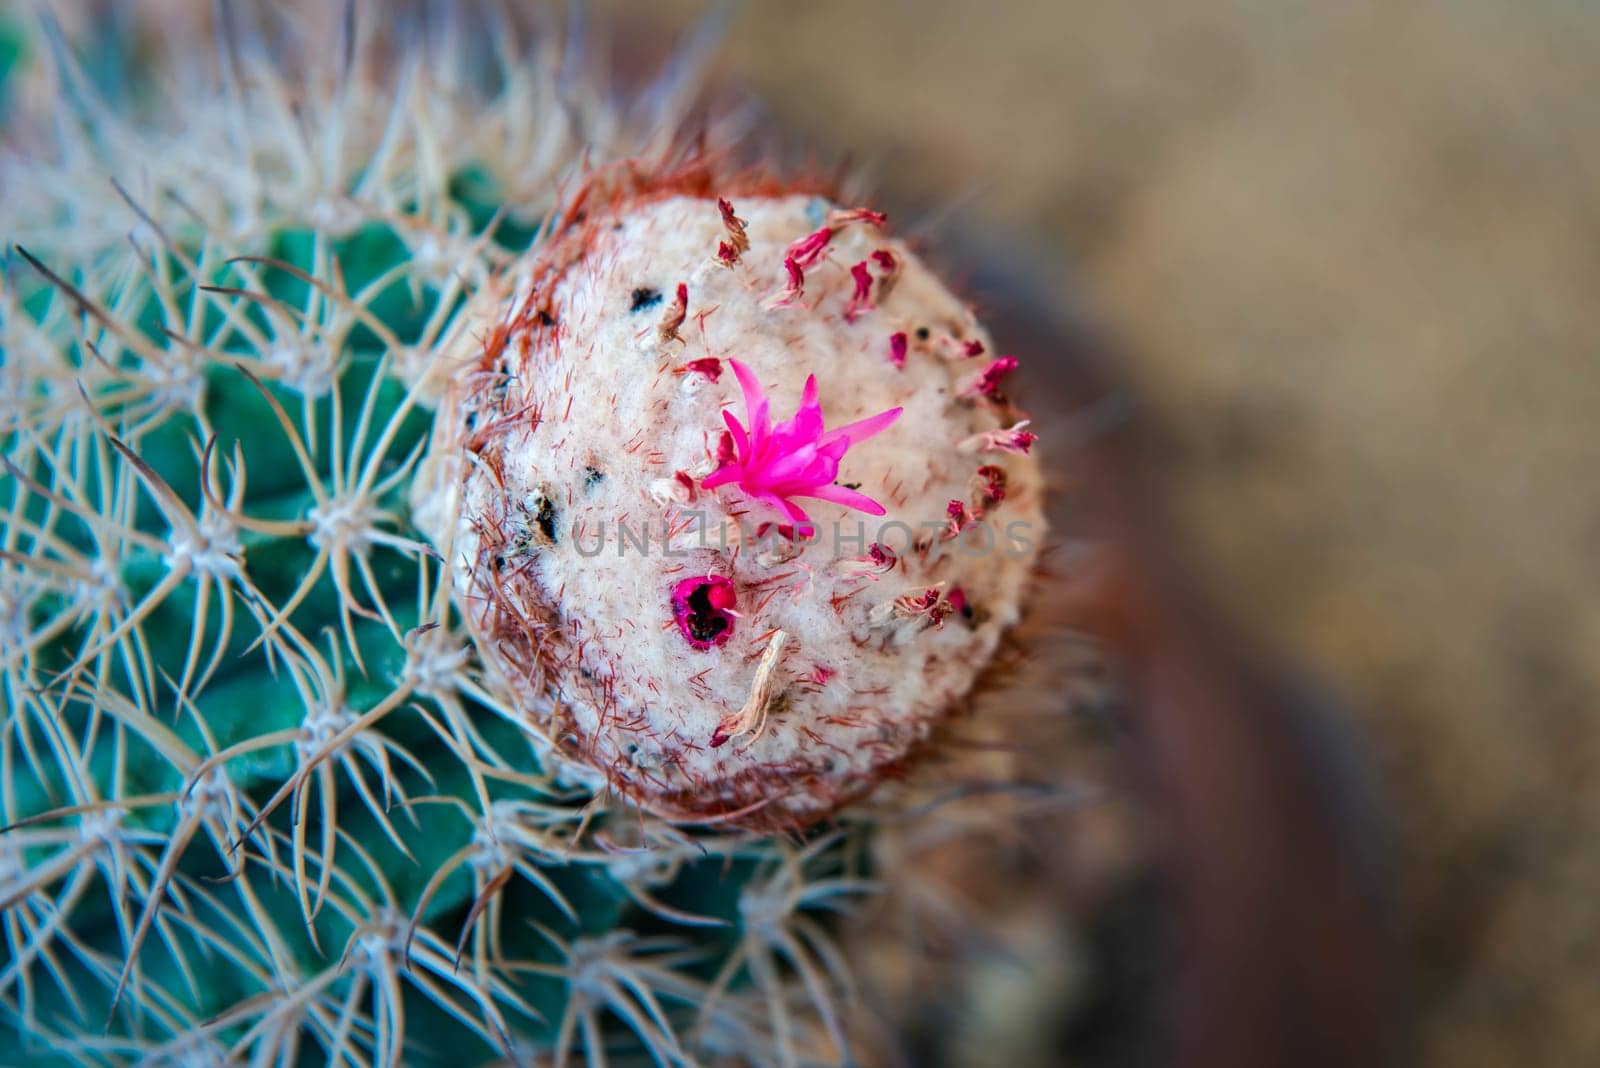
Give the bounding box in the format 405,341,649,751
786,226,834,270
844,260,875,322
975,464,1009,507
870,249,901,300
716,197,750,265
658,282,689,343
772,255,807,307
709,629,789,748
962,355,1019,401
943,499,976,540
888,584,955,630
888,331,909,368
771,210,889,309
680,357,723,382
825,207,888,229
843,250,902,322
959,419,1038,455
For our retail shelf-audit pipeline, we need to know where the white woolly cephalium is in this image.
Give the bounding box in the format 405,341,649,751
419,181,1045,825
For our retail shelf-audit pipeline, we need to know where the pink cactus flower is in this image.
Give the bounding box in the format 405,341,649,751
703,358,902,531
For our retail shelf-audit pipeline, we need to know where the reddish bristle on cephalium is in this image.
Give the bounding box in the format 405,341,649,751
416,157,1045,826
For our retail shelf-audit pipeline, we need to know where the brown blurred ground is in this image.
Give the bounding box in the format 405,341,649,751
606,1,1600,1065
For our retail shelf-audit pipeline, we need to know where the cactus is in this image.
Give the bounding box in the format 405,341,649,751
0,7,1046,1066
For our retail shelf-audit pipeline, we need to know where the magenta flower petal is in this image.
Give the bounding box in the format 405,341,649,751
817,406,902,449
762,446,828,484
701,465,739,489
774,497,812,526
817,437,851,462
800,375,819,411
807,483,888,515
729,359,771,442
722,409,750,453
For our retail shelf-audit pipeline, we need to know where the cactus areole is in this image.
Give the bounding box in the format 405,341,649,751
417,166,1045,825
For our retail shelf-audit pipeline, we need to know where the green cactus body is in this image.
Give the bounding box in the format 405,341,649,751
0,8,1049,1067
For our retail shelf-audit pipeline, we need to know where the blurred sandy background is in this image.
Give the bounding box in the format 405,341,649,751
604,1,1600,1065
